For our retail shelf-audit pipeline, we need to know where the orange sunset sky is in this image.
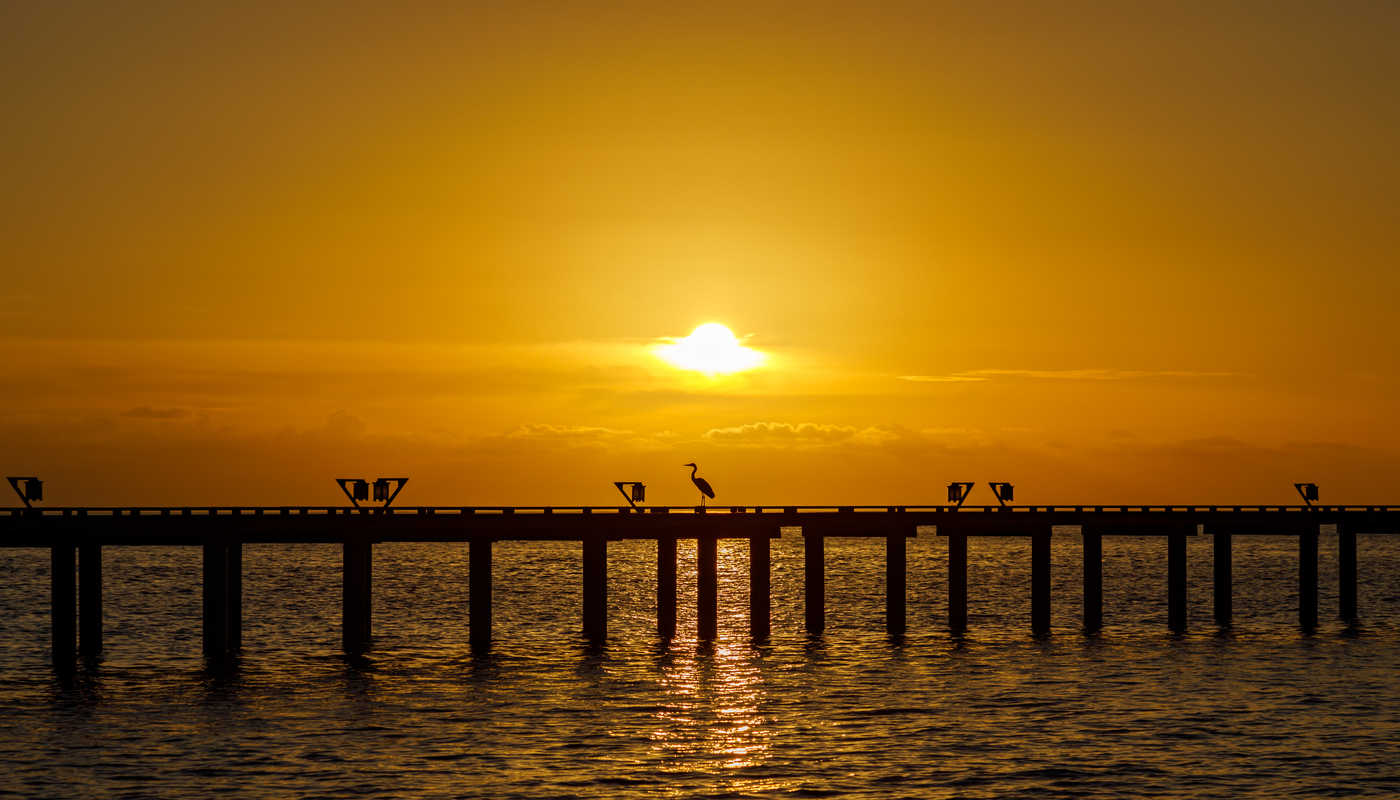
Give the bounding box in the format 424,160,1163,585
3,2,1398,507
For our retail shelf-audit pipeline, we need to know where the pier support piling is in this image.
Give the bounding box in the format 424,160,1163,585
470,538,492,649
1032,532,1051,635
1213,531,1232,623
1168,533,1187,631
79,544,102,655
1082,532,1102,631
227,542,242,651
203,542,229,656
886,531,906,635
749,535,770,638
657,536,677,639
1339,526,1357,620
582,536,607,642
1300,530,1319,629
698,537,718,639
51,544,76,664
804,531,824,634
342,538,371,651
949,533,967,633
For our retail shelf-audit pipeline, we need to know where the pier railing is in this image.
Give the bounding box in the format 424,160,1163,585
3,504,1397,664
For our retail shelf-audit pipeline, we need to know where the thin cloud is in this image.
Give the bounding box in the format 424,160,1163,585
901,369,1238,382
703,422,855,443
1179,436,1247,448
1282,440,1369,453
500,423,672,453
1105,435,1259,459
119,406,188,419
701,422,939,455
507,423,634,440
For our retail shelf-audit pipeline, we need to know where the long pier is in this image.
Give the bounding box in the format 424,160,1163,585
3,504,1396,663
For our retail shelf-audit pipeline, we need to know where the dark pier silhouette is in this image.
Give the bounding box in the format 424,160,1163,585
3,503,1396,664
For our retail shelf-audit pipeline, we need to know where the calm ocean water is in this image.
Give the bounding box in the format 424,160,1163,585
2,531,1399,798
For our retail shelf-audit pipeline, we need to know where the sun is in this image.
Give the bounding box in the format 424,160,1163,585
656,323,765,374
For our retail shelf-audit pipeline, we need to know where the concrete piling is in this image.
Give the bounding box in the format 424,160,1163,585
804,531,824,634
470,538,492,649
698,537,718,639
78,543,102,655
1031,532,1051,634
582,536,607,642
51,544,76,663
749,535,770,638
886,531,906,636
1299,530,1319,629
1213,531,1232,623
342,538,371,651
1339,526,1357,620
948,533,967,633
227,542,242,651
1082,532,1102,631
203,542,229,656
1168,533,1187,631
657,536,677,638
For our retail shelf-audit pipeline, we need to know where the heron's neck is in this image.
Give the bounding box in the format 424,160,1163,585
689,465,698,478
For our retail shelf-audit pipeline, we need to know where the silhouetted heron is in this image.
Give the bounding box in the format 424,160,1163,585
683,463,715,507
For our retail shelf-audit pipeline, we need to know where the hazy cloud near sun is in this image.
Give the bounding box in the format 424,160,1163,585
4,405,1394,506
1096,435,1370,460
503,423,675,453
119,406,188,419
900,369,1241,382
1,337,1394,505
701,422,940,454
508,423,634,440
703,422,856,443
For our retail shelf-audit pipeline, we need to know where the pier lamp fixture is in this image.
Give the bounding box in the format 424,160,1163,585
6,477,43,508
1294,483,1319,507
946,482,975,508
989,482,1015,506
335,477,409,508
614,481,646,508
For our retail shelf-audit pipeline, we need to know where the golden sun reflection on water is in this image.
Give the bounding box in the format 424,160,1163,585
649,540,782,790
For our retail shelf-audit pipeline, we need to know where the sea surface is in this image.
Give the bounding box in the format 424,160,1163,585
2,530,1399,798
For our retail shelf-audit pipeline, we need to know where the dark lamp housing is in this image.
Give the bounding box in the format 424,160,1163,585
1295,483,1319,506
6,477,43,508
336,477,409,508
613,481,647,508
946,482,975,508
990,482,1015,505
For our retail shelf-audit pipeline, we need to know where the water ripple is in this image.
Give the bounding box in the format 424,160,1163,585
1,535,1399,797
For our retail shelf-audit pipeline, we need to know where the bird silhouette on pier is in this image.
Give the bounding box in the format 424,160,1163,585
684,463,715,507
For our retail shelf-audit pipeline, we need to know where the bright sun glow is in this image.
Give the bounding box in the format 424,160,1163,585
656,323,765,374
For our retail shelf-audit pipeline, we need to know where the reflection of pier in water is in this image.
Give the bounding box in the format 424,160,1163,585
3,504,1396,663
